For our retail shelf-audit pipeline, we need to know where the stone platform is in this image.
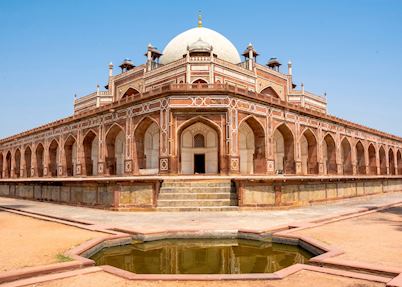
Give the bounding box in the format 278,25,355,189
0,175,401,211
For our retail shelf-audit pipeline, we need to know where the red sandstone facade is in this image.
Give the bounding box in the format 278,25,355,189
1,24,402,179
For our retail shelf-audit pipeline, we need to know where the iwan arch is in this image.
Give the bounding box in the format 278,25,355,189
1,18,402,210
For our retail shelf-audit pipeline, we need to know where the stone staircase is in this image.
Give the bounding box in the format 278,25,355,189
157,179,238,211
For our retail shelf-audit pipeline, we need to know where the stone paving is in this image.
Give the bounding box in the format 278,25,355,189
1,192,401,232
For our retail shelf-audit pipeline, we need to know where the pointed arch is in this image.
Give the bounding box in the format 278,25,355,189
35,143,45,177
83,130,98,176
49,139,59,177
355,141,366,175
397,150,402,175
341,138,352,175
14,149,21,178
368,143,377,175
64,135,77,176
105,123,125,175
239,116,266,174
300,128,318,175
389,148,396,175
273,123,295,174
134,116,160,172
24,146,32,178
323,134,337,175
0,152,3,179
5,151,12,178
121,87,140,99
260,86,280,99
192,78,208,84
379,146,387,175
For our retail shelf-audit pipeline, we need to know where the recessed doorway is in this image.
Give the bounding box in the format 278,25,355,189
194,154,205,174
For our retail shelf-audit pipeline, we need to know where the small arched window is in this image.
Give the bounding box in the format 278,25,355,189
194,134,205,148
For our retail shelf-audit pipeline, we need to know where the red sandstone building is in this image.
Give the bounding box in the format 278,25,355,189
0,19,401,210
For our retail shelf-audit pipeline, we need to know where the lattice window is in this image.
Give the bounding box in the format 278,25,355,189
194,134,205,148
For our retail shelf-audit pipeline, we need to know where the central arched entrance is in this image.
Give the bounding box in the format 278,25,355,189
180,122,218,174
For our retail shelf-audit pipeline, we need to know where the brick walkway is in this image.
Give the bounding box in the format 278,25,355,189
1,193,401,232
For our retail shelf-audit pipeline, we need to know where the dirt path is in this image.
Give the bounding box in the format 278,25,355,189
292,205,402,268
0,211,105,272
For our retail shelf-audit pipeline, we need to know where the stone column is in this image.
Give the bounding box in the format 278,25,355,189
375,146,380,175
31,144,37,177
351,139,357,175
266,111,275,175
335,133,343,175
20,147,26,178
317,128,325,175
10,149,16,178
97,124,106,176
159,104,170,174
295,119,302,175
394,149,398,175
75,132,83,176
124,117,133,175
385,146,390,175
2,153,6,178
228,106,240,175
43,142,50,177
364,142,370,175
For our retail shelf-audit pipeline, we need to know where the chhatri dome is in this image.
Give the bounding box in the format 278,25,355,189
159,15,241,65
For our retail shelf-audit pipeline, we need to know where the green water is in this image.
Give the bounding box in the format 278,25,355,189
90,239,312,274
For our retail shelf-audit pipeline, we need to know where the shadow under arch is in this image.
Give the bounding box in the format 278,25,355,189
272,123,295,174
133,116,160,172
239,115,266,174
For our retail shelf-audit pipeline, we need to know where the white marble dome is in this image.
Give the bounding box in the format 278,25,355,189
160,27,241,65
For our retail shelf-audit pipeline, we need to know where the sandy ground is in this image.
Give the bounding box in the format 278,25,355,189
293,205,402,268
24,270,385,287
0,211,105,272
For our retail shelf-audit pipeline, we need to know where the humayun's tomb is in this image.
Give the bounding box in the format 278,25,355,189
1,18,402,211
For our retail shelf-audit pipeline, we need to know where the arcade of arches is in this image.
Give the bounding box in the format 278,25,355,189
1,115,402,178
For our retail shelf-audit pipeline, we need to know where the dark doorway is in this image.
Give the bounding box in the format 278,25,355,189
194,154,205,174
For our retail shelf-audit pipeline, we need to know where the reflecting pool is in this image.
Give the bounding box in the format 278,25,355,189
90,239,312,274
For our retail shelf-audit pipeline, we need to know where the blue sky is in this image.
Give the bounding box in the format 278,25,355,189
0,0,401,138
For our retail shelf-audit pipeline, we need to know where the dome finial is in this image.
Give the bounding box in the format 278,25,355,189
198,11,202,27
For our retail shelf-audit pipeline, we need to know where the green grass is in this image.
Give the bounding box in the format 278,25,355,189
56,253,73,262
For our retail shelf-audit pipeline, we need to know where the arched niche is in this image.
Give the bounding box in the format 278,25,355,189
105,125,125,176
356,141,366,175
36,144,45,177
341,138,353,175
323,134,337,175
273,124,295,174
49,140,59,177
83,130,99,176
64,136,77,176
300,129,318,175
134,117,160,174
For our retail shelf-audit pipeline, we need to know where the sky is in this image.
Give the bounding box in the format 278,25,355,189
0,0,401,138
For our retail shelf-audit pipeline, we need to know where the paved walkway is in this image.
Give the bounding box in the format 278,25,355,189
1,193,402,232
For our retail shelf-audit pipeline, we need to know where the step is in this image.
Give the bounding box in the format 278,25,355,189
162,181,232,188
157,206,239,212
159,186,233,193
158,192,236,200
157,199,237,207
